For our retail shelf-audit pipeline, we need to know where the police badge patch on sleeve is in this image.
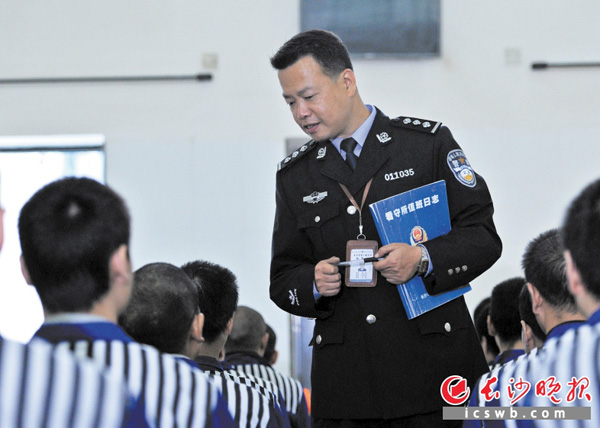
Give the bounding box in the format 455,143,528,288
447,149,476,188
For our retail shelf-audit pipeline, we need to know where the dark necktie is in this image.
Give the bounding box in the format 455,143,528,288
341,137,358,170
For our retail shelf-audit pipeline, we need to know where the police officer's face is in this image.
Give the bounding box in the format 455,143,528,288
278,55,355,142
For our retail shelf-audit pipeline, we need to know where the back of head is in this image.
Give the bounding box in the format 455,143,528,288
225,305,266,354
518,284,547,342
18,177,130,313
562,179,600,300
522,229,577,312
490,277,527,344
180,260,239,344
270,29,353,78
119,262,199,354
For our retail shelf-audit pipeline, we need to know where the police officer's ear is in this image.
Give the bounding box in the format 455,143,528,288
340,69,358,95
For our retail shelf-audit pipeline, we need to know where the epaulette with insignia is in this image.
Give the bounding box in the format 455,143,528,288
277,140,318,171
391,116,442,134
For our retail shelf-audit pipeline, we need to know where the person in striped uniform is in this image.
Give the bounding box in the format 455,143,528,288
224,306,310,428
1,195,145,428
521,229,585,346
119,261,288,428
487,277,527,371
17,177,234,428
464,180,600,427
180,260,290,421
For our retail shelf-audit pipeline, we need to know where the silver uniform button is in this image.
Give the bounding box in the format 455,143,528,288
315,335,322,345
366,314,376,324
347,205,357,215
445,322,451,332
315,216,320,223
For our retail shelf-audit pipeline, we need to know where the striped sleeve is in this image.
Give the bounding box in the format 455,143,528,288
208,371,280,428
230,364,308,428
0,337,137,428
468,325,600,428
56,339,234,428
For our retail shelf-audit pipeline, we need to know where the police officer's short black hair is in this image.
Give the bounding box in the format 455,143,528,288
562,178,600,300
270,29,353,78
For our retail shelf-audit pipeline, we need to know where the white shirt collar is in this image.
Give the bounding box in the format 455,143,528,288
331,104,376,157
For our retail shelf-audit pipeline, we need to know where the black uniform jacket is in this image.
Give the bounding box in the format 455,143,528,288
269,108,502,419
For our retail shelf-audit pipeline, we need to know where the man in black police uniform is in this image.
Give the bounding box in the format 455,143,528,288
268,30,502,428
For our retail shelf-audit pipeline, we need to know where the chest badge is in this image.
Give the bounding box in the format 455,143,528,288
376,132,391,143
303,191,328,204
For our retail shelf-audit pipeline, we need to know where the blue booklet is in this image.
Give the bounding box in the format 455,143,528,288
368,180,471,319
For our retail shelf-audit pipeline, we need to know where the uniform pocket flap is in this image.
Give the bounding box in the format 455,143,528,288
309,321,344,347
415,299,469,336
297,203,340,230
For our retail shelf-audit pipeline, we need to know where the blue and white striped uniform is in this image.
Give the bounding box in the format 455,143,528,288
225,352,309,428
34,317,235,428
467,322,600,428
0,336,147,428
183,356,289,428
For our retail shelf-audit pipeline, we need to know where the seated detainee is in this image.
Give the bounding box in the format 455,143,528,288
487,277,526,369
181,260,289,419
263,322,312,416
521,228,586,341
465,179,600,427
473,297,500,366
18,177,233,428
225,306,310,428
120,261,288,428
1,199,145,428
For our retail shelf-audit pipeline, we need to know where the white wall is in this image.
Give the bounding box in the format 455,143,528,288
1,0,599,375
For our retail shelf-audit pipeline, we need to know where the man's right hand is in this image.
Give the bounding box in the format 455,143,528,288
315,256,342,297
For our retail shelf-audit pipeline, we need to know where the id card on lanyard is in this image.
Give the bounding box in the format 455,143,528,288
339,178,378,287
